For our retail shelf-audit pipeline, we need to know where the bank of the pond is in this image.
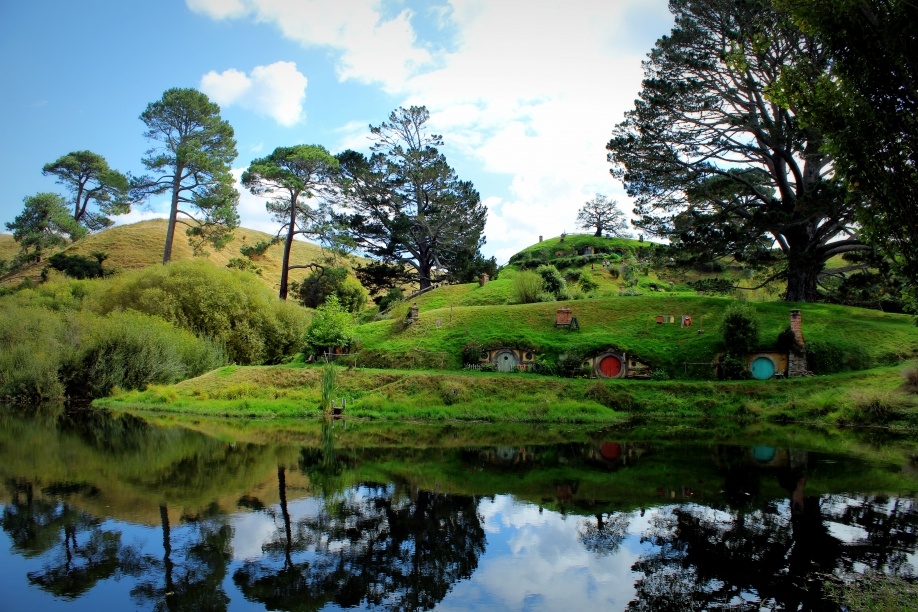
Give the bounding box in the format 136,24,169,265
93,362,918,428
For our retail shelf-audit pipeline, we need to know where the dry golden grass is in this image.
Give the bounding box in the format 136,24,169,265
1,219,366,293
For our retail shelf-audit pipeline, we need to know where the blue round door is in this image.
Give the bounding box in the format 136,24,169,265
750,356,776,380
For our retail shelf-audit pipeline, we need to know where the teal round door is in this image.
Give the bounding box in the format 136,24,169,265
750,356,776,380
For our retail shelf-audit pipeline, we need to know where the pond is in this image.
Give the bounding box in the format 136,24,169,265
0,405,916,610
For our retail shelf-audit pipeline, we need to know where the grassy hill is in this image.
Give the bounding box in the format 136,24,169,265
0,219,363,293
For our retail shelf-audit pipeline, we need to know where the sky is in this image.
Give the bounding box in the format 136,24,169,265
0,0,674,265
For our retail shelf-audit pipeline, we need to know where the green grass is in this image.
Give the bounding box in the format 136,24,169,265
96,362,918,430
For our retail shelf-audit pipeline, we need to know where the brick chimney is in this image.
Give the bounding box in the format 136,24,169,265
787,309,807,377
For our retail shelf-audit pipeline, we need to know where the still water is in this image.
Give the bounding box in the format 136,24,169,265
0,405,916,611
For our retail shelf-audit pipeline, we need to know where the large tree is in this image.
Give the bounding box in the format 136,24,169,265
133,88,239,264
42,151,130,231
5,193,86,263
337,106,487,290
576,194,629,237
607,0,869,302
775,0,918,307
242,145,340,299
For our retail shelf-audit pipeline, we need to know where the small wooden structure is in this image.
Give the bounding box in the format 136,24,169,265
555,309,580,331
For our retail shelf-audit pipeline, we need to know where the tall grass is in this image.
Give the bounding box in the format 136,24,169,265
320,362,338,414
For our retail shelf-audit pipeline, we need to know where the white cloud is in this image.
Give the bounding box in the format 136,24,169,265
189,0,673,261
187,0,433,91
200,61,308,127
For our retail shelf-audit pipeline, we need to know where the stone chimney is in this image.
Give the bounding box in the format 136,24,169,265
408,303,419,323
479,273,489,287
787,309,808,377
539,235,543,243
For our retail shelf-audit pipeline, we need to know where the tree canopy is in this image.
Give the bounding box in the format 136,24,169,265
42,151,130,231
242,144,340,299
607,0,869,302
775,0,918,307
337,106,487,290
575,194,629,237
5,193,86,263
133,88,239,264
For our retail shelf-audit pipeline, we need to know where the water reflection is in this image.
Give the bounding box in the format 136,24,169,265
0,406,916,610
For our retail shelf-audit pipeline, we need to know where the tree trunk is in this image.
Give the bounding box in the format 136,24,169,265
162,169,183,264
785,261,820,302
278,202,296,300
595,226,602,237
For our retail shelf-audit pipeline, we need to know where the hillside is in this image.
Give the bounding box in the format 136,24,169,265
0,219,364,293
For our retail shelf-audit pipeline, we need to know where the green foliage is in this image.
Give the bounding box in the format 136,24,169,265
91,260,308,364
512,270,544,304
688,278,735,296
557,351,589,378
320,362,338,413
226,257,262,276
241,144,340,299
42,150,130,230
295,265,367,312
303,295,357,357
720,303,760,356
377,287,404,311
133,87,239,263
607,0,862,302
239,239,277,259
6,193,86,262
460,341,484,366
336,106,487,289
535,264,566,297
61,310,225,398
806,340,874,375
47,252,106,279
0,300,223,401
355,261,414,299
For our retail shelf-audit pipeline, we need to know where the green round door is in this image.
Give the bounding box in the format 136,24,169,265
750,356,776,380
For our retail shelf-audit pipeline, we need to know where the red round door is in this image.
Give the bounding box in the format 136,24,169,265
599,355,623,378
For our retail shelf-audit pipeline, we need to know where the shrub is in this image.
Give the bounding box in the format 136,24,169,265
513,270,544,304
303,295,357,357
0,304,68,401
578,274,599,294
557,351,589,378
719,303,760,356
90,260,309,365
536,264,565,296
376,287,404,311
61,310,225,398
296,265,367,312
226,257,262,275
461,341,485,366
239,239,277,259
806,340,874,374
47,253,106,279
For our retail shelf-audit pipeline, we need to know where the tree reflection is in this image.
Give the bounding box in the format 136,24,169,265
578,512,630,556
130,503,234,611
2,479,135,599
625,454,918,611
234,480,486,610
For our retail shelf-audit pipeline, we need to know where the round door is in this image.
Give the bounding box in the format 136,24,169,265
750,356,776,380
494,350,519,372
598,354,623,378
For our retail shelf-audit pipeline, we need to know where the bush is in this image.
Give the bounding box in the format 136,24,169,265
720,303,760,356
461,341,485,366
61,311,225,398
0,304,68,401
303,295,357,357
296,265,368,312
90,260,309,364
536,264,565,296
47,253,106,279
376,287,404,311
557,351,589,378
513,270,544,304
806,340,874,374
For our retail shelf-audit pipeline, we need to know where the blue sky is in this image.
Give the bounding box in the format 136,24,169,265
0,0,674,264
